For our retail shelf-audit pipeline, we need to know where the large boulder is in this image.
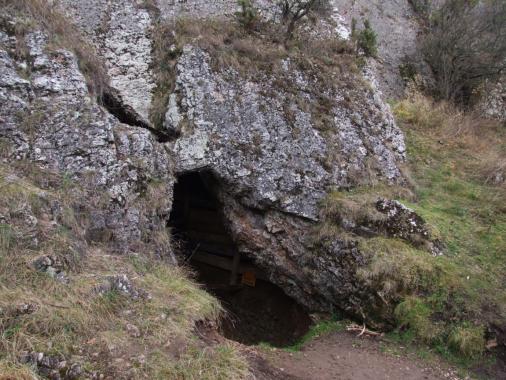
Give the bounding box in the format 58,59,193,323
171,46,405,220
1,0,416,322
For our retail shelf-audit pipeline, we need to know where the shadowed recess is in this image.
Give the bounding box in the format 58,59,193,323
169,171,311,347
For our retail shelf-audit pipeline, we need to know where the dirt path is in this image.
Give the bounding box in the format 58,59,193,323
254,331,461,380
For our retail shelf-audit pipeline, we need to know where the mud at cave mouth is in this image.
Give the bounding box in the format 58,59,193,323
169,171,312,347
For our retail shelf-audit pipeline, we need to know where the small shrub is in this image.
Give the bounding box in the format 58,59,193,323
399,62,417,83
236,0,258,29
352,19,378,57
278,0,327,42
422,0,506,103
449,323,485,359
408,0,432,17
395,296,441,343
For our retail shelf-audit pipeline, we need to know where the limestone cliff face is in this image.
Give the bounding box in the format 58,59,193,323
0,24,174,261
1,0,412,320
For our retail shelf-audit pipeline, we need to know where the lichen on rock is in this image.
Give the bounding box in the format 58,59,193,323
2,0,413,331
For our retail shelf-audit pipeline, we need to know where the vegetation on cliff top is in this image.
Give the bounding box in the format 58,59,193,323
149,2,362,133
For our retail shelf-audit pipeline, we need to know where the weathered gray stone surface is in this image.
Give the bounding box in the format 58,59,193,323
156,0,238,19
170,46,405,220
59,0,155,124
1,0,419,324
332,0,424,98
0,24,174,259
163,42,408,319
477,78,506,122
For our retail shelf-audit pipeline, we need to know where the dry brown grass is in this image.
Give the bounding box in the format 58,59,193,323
149,16,359,131
0,361,37,380
0,0,109,98
319,185,414,225
394,90,506,187
0,163,247,378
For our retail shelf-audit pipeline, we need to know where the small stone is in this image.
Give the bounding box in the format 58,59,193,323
126,323,141,338
66,363,83,379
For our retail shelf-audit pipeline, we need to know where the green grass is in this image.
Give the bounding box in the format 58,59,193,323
319,93,505,364
283,318,346,352
383,94,505,362
399,113,506,324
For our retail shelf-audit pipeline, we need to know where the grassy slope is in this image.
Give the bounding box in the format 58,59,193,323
393,94,506,363
0,164,249,379
315,93,505,368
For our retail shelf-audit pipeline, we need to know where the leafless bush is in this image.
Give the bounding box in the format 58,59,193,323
422,0,506,104
278,0,328,42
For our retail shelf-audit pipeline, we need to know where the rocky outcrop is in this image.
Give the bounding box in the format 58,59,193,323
0,20,174,259
59,0,155,124
164,41,408,317
332,0,428,98
477,78,506,122
1,0,421,325
96,274,151,300
20,351,87,380
171,46,405,220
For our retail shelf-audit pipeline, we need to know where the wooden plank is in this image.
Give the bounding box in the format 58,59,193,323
185,230,234,245
189,197,218,210
230,251,240,285
187,208,221,222
193,242,236,257
185,219,227,234
190,251,268,281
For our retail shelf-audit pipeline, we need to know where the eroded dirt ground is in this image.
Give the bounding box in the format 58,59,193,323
253,331,462,380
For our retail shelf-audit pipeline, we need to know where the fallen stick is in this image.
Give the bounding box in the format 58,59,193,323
346,323,383,337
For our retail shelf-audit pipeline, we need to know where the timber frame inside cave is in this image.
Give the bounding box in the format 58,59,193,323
168,170,311,347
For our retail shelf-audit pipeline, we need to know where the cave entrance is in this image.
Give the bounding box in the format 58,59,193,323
169,171,311,347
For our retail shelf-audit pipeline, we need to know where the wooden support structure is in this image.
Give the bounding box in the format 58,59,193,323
230,250,240,285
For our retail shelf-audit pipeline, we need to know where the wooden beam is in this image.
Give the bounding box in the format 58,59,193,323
230,250,240,285
190,251,268,281
185,230,234,245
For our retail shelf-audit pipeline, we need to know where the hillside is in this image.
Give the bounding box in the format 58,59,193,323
0,0,504,379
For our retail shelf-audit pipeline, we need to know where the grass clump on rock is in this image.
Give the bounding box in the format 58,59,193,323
0,163,249,379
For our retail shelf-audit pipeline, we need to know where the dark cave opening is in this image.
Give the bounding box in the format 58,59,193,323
169,171,311,347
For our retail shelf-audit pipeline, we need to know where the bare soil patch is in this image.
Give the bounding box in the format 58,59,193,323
260,331,461,380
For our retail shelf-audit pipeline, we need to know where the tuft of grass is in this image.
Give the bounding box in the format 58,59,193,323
358,238,438,304
1,0,109,98
320,185,414,225
0,360,37,380
449,323,485,360
394,296,441,344
151,344,249,380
